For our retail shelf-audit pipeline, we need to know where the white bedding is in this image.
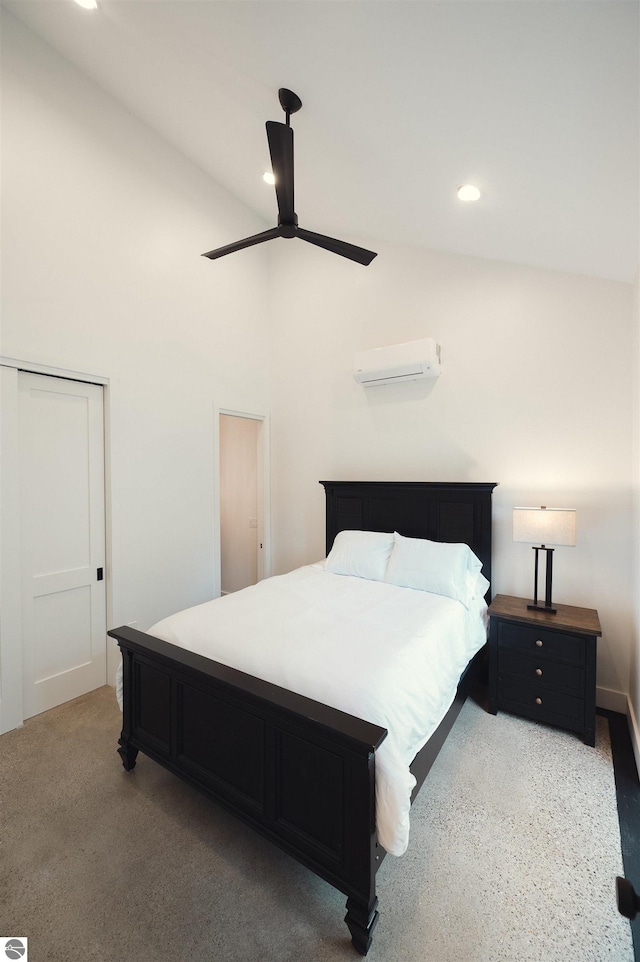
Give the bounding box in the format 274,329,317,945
116,563,487,856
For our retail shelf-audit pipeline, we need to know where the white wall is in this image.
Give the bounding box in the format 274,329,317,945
269,240,634,707
630,268,640,765
1,11,271,698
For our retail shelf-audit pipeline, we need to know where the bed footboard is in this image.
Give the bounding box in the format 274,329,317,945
109,625,387,954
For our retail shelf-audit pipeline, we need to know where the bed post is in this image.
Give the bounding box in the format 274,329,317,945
345,895,379,955
342,739,381,954
117,645,138,772
117,735,138,771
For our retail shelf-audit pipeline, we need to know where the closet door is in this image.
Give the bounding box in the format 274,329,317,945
19,373,106,718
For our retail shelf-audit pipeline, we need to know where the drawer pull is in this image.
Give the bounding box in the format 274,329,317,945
535,697,543,705
535,639,543,647
535,668,543,676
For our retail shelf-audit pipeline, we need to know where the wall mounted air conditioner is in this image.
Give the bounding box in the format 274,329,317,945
353,337,441,387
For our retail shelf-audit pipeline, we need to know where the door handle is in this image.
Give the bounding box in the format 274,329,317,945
97,567,104,581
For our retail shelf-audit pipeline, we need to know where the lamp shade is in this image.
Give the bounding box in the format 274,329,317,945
513,507,576,546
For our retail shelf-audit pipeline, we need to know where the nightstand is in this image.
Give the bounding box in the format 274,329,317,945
488,594,601,746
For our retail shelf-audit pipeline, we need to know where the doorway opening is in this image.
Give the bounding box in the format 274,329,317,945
217,411,270,596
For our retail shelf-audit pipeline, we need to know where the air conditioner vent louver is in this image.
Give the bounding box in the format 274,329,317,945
354,338,441,387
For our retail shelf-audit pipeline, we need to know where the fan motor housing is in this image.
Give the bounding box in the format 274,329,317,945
279,216,298,238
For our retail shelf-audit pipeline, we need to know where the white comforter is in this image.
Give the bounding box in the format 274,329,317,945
116,564,487,856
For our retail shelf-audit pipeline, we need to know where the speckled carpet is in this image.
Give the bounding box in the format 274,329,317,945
0,686,633,962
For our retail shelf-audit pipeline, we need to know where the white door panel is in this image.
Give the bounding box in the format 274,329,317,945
19,373,106,719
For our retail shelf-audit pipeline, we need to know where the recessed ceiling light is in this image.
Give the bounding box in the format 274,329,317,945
263,171,275,185
74,0,98,8
457,184,481,202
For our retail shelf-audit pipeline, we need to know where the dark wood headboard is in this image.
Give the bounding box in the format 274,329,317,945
320,481,498,589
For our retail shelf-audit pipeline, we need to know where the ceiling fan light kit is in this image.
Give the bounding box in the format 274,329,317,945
202,89,377,267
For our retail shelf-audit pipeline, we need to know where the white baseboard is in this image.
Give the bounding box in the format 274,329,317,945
597,686,640,779
596,685,628,714
627,695,640,779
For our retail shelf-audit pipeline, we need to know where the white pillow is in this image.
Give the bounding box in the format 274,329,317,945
466,568,491,604
385,531,486,606
325,529,394,582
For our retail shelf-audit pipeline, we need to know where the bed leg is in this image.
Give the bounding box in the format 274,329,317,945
117,735,138,772
345,896,379,955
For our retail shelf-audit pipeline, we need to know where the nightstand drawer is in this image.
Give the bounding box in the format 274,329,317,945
497,621,585,666
499,678,584,726
498,649,585,696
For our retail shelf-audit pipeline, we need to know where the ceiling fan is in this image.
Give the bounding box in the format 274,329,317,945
202,88,377,267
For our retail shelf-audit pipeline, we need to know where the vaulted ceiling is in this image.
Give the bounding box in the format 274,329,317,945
4,0,638,282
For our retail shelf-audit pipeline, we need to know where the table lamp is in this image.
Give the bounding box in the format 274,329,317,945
513,506,576,614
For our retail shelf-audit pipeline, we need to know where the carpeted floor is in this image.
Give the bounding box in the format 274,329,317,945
1,686,633,962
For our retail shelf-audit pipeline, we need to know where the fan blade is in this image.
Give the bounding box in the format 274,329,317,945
297,228,377,266
202,227,281,260
266,121,295,223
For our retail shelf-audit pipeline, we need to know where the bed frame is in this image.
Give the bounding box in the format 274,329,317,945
109,480,496,954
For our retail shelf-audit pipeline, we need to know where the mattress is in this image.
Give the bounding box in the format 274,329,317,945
116,562,487,856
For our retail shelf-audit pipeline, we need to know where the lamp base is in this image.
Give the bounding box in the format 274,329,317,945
527,602,557,615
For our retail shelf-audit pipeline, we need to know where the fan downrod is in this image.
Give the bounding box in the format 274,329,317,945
278,88,302,125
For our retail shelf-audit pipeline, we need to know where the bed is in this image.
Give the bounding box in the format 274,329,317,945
109,480,497,953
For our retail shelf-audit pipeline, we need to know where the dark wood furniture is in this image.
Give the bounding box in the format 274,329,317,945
488,594,601,746
109,480,497,954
